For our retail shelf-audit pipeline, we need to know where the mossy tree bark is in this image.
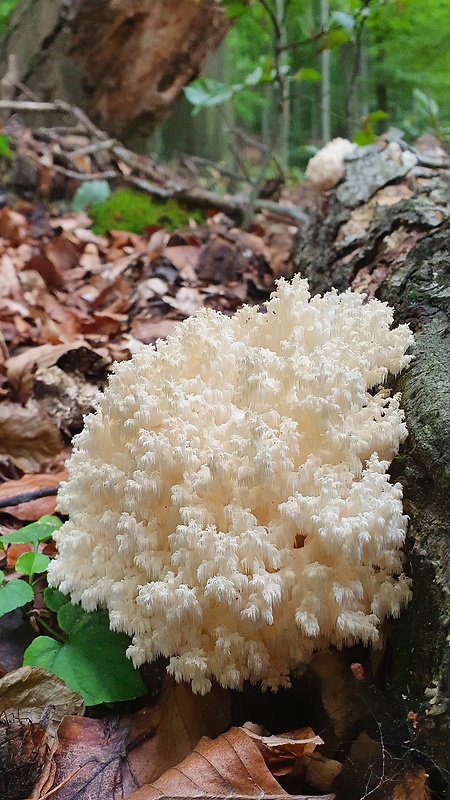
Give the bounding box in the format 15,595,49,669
0,0,231,144
293,136,450,796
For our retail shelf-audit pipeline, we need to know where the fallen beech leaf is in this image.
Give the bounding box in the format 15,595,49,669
243,726,324,757
0,207,28,245
0,471,67,520
39,715,127,800
131,317,179,343
128,727,332,800
6,342,82,402
163,287,204,316
25,253,66,289
6,541,33,568
164,245,200,281
0,714,47,800
0,401,63,472
391,768,430,800
44,235,81,273
125,677,232,788
0,253,23,300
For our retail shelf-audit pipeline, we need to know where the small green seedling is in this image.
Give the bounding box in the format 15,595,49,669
0,515,62,613
0,515,147,705
24,589,147,705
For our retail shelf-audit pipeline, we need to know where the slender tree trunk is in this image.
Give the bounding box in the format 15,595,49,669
274,0,290,174
321,0,331,144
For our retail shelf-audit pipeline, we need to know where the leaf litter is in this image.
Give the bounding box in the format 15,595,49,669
0,141,432,800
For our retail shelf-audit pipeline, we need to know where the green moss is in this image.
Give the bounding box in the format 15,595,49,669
90,189,203,235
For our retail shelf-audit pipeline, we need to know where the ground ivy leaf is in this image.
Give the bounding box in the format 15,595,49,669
0,580,34,617
0,515,62,548
16,552,50,576
44,587,70,612
23,608,147,705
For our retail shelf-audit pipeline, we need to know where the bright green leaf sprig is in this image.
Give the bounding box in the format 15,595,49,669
0,515,62,613
24,589,147,706
0,515,147,705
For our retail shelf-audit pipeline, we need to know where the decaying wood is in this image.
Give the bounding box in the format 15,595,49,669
292,134,450,798
0,0,232,139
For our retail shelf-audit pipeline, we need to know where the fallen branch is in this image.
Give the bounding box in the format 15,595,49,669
0,487,59,510
1,96,310,225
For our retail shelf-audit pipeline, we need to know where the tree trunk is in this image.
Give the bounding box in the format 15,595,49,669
0,0,231,144
293,135,450,796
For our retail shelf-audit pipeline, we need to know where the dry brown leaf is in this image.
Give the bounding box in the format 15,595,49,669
25,254,66,290
243,725,323,757
391,769,430,800
164,245,200,281
0,667,84,745
43,235,81,274
128,727,332,800
0,471,67,520
125,677,232,789
35,715,124,800
163,287,204,316
0,207,28,245
0,253,23,300
6,542,33,568
131,317,179,344
6,342,83,401
0,400,63,472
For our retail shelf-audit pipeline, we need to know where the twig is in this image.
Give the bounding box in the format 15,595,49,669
0,487,59,510
69,138,116,157
44,163,117,181
37,766,84,799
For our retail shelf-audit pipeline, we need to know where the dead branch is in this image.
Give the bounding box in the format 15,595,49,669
0,487,59,510
0,96,310,225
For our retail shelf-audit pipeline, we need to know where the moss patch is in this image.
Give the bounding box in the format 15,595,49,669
90,189,203,235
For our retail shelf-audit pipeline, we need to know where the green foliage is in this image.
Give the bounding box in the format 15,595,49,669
24,598,147,706
0,515,63,550
1,515,146,705
71,179,111,212
0,572,34,616
0,516,62,616
0,134,12,158
354,109,389,145
0,0,18,36
90,189,203,235
401,88,450,142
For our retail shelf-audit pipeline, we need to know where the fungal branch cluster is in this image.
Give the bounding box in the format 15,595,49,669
48,276,413,694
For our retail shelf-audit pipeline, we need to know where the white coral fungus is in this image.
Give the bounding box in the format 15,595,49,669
49,276,413,694
306,137,356,190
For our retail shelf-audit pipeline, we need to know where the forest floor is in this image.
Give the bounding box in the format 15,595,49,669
0,119,433,800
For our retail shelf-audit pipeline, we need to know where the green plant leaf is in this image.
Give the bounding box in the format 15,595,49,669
0,571,4,583
0,134,12,158
71,180,111,212
16,552,50,577
367,109,389,122
0,516,62,549
221,0,250,18
24,605,147,705
0,580,34,617
44,587,70,612
321,28,351,50
185,78,233,114
292,68,321,82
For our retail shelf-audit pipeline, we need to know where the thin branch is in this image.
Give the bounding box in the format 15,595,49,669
0,487,59,510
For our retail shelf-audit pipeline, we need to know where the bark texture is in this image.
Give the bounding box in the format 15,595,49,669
0,0,231,141
293,135,450,796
